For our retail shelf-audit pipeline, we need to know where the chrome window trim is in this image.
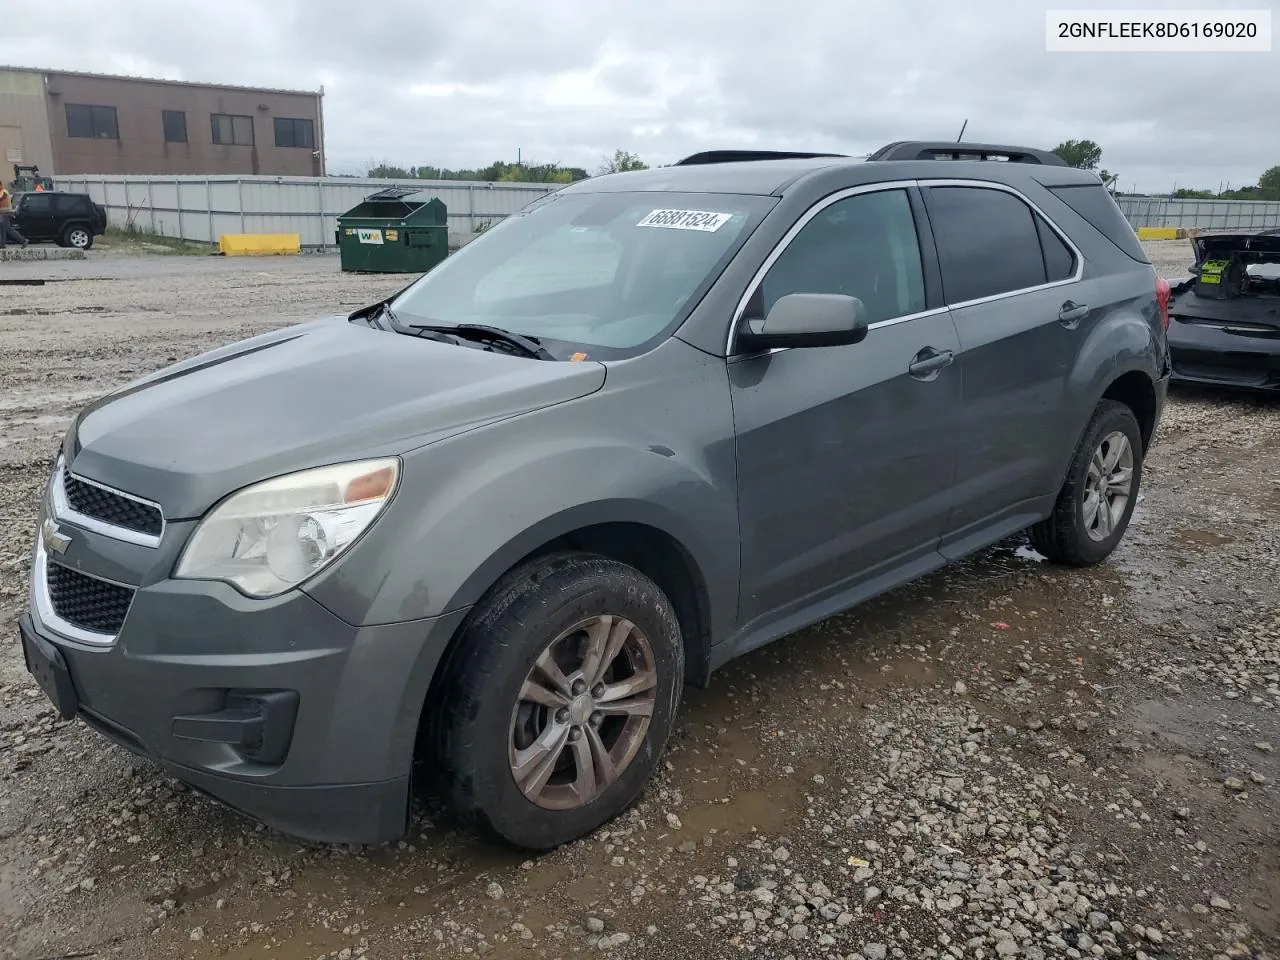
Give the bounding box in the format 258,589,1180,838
30,535,124,646
725,180,919,356
916,177,1085,309
51,457,165,549
724,177,1085,356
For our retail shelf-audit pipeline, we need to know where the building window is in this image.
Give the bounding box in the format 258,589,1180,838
273,117,315,149
162,110,188,144
211,113,255,146
66,103,119,139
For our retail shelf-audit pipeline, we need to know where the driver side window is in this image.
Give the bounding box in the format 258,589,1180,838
754,189,926,325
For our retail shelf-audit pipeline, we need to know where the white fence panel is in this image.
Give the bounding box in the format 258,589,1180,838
53,173,564,248
1117,196,1280,231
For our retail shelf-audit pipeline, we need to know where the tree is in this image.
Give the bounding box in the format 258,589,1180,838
1172,188,1215,199
597,149,648,175
1258,165,1280,201
1052,139,1103,170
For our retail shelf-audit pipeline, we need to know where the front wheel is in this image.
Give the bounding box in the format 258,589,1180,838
430,553,684,850
1030,399,1144,566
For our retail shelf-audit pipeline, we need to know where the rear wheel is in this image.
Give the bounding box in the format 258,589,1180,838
430,552,684,850
61,224,93,250
1030,400,1143,566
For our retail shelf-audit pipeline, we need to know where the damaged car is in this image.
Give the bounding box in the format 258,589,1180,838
1166,228,1280,392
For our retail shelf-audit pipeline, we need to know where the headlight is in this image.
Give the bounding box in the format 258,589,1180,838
174,458,399,598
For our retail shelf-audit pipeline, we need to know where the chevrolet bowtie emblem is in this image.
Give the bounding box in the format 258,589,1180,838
41,518,71,555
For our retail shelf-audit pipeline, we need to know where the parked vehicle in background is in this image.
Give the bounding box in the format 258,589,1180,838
20,141,1169,852
12,191,107,250
1166,229,1280,392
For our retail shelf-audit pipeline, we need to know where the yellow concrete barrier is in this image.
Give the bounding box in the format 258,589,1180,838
218,233,301,256
1137,226,1180,241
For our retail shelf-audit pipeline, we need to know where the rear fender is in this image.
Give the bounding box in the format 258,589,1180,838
1052,285,1162,482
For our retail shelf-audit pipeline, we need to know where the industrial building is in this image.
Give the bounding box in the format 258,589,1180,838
0,65,325,178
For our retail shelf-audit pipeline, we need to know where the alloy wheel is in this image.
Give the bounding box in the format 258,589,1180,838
1082,430,1134,542
508,615,658,811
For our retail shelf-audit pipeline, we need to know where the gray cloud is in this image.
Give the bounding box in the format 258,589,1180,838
8,0,1279,191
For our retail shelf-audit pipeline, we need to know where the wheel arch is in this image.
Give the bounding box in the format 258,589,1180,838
1100,368,1158,453
409,513,717,792
441,508,716,689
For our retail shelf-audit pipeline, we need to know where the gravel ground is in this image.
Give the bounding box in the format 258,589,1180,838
1,242,1277,960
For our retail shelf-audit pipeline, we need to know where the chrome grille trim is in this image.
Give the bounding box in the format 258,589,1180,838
50,458,165,548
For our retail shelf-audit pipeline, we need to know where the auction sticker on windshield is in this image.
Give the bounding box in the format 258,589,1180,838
637,209,733,232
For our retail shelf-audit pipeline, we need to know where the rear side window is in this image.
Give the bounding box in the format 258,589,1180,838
1047,184,1149,264
756,188,926,324
54,195,85,215
925,186,1047,303
1036,216,1076,282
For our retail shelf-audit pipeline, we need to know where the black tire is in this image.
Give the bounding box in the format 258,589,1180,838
1030,399,1144,567
60,223,93,250
430,552,684,850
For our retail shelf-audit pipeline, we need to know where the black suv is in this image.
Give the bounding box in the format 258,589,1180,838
12,191,107,250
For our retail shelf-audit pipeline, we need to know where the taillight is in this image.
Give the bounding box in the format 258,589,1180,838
1155,275,1171,330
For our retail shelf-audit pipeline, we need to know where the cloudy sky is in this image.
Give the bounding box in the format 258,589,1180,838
8,0,1278,192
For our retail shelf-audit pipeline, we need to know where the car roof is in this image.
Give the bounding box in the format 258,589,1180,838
562,152,1103,198
560,157,849,196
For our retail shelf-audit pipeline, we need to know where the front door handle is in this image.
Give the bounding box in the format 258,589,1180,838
1059,301,1090,327
908,347,955,381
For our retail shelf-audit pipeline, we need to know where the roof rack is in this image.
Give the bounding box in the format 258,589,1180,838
674,150,848,166
867,141,1067,166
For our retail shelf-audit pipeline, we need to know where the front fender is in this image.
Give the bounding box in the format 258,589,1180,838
304,342,740,644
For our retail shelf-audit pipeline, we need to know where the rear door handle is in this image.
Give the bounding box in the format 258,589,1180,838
908,347,955,380
1059,301,1090,327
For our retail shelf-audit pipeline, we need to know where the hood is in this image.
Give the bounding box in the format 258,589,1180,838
67,317,605,518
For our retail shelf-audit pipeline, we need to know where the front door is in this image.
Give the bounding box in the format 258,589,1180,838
729,186,963,631
15,192,56,241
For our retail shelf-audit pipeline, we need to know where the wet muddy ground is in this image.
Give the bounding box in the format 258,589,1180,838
1,241,1276,960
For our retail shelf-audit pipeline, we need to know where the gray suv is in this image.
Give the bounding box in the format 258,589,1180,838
19,141,1170,850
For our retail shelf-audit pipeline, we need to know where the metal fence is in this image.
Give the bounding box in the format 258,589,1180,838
50,173,1280,245
1116,196,1280,232
52,173,563,248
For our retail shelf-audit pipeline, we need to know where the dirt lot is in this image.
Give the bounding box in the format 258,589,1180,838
1,242,1277,960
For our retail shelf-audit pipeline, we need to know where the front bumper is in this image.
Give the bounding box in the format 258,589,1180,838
1167,317,1280,392
22,484,467,845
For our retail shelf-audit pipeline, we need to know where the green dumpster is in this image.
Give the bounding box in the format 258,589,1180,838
336,187,448,273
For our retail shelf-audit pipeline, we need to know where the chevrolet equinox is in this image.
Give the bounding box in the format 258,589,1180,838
20,141,1171,850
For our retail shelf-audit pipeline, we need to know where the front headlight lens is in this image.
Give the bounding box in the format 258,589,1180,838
174,458,399,598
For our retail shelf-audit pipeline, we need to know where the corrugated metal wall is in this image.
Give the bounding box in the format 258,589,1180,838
52,173,562,247
1117,196,1280,231
51,173,1280,243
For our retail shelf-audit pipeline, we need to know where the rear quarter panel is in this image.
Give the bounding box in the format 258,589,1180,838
1030,181,1166,479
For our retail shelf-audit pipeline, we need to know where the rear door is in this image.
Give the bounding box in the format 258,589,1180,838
729,185,964,630
920,182,1086,556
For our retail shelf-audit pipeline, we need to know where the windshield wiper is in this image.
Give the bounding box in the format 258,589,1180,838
367,302,463,346
410,323,556,360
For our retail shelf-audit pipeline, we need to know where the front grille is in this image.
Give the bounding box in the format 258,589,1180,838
46,560,135,634
63,473,163,537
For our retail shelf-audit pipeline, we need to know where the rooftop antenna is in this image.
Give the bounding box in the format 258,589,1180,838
956,119,968,142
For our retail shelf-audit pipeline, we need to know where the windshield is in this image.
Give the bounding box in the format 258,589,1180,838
390,190,774,359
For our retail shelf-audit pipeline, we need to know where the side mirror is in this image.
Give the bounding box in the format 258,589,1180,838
736,293,868,352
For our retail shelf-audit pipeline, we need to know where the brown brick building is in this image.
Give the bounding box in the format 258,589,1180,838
0,66,325,178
